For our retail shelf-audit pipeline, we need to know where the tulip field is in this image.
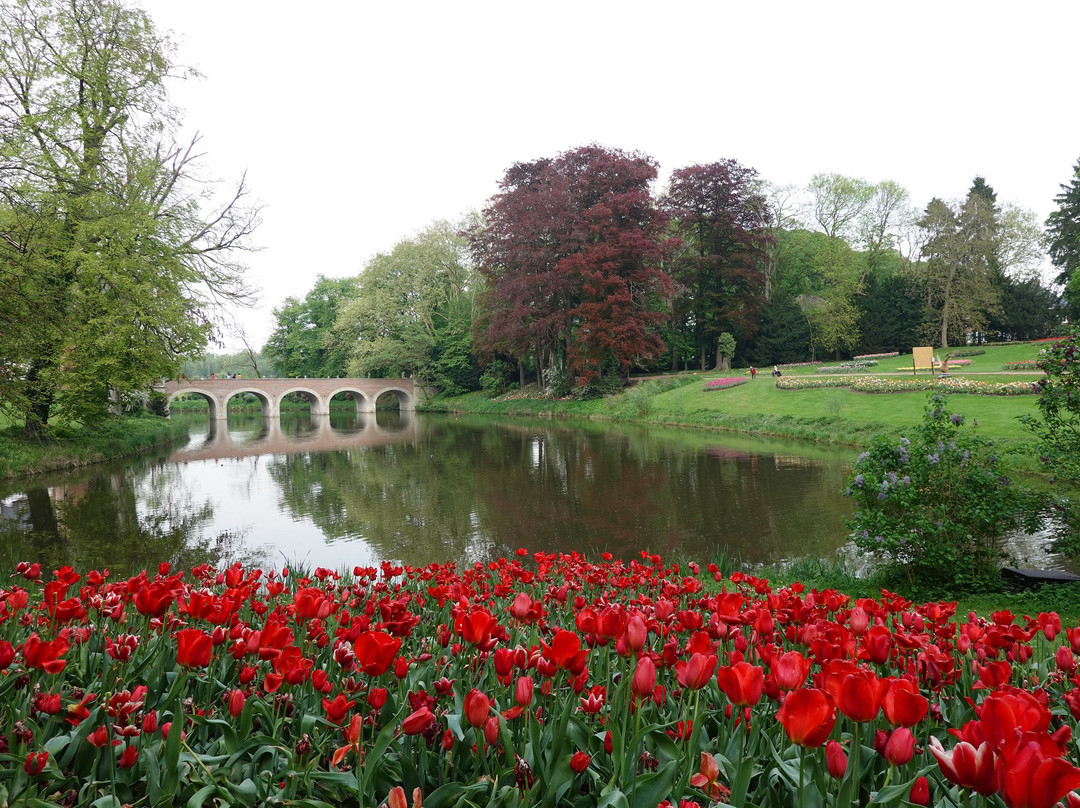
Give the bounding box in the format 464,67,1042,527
2,553,1080,808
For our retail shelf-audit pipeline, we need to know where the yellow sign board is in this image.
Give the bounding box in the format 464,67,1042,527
912,346,934,375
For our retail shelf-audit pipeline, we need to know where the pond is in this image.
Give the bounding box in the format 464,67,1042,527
0,412,1063,577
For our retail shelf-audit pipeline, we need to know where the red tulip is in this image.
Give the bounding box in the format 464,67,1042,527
175,628,213,668
928,737,998,797
455,607,498,650
881,678,928,727
23,751,48,776
542,629,589,674
858,625,893,665
773,650,810,691
0,640,16,670
21,632,71,674
716,661,763,707
998,739,1080,808
464,688,490,728
1057,646,1076,673
570,751,591,773
515,676,534,707
624,613,648,653
909,776,930,806
402,707,435,736
293,587,332,620
118,744,139,769
321,693,355,724
632,656,657,699
776,687,835,748
675,652,717,691
825,740,847,779
228,689,246,718
353,631,402,677
881,727,916,766
483,716,499,745
837,668,886,723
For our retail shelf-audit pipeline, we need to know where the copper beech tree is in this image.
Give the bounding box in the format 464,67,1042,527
470,146,672,393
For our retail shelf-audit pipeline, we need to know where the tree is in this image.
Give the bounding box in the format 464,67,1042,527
0,0,258,436
855,269,924,355
265,276,359,378
330,220,479,392
1046,158,1080,317
664,161,771,371
471,145,671,392
805,173,875,241
915,192,1000,348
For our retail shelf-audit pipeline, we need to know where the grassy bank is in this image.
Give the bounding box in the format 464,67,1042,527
422,343,1046,461
0,415,188,479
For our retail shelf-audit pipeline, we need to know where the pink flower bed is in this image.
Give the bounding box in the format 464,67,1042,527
704,377,749,391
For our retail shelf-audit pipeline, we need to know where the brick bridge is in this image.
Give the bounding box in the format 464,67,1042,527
156,377,416,420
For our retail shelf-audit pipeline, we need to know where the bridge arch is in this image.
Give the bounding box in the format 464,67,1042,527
221,388,275,418
273,386,328,417
166,387,220,420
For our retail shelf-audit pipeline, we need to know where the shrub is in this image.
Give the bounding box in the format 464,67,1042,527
844,392,1043,593
480,360,513,397
1022,328,1080,481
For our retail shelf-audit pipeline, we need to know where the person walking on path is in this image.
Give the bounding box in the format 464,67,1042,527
750,366,757,379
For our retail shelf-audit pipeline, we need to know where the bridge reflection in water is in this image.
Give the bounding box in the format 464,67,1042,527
168,412,417,463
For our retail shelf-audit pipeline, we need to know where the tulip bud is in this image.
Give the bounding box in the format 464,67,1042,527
228,689,245,718
826,740,847,779
515,676,534,708
483,716,499,745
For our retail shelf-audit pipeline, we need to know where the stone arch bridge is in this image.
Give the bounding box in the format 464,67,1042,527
156,377,416,420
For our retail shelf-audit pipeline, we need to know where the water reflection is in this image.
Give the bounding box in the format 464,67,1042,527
2,412,860,576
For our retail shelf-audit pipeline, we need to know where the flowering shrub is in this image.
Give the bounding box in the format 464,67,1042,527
2,554,1080,808
776,376,1037,396
854,352,900,360
703,377,749,391
845,392,1043,591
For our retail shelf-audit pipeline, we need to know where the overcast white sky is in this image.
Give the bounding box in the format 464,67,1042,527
141,0,1080,352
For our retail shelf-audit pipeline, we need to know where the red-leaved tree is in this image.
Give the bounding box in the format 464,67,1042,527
664,161,773,370
471,145,671,392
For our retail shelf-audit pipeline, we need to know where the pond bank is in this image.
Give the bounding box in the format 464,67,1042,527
0,416,188,479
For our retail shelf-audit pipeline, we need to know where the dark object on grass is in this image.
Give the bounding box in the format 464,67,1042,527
1001,566,1080,587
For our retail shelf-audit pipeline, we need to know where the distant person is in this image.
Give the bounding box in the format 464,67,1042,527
772,365,782,377
211,373,215,380
750,366,757,379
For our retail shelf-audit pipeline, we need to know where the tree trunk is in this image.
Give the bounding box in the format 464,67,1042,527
23,360,54,440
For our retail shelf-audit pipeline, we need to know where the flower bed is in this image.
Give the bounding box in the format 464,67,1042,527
817,361,878,373
703,377,749,391
777,376,1037,395
2,556,1079,808
777,361,823,369
853,352,899,360
1004,361,1039,371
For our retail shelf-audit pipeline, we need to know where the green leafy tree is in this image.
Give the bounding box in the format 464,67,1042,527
330,220,478,390
0,0,257,436
846,393,1041,593
916,193,1000,348
264,276,359,378
855,270,924,355
716,332,736,371
1046,158,1080,320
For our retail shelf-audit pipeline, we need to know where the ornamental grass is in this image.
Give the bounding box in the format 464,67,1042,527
2,556,1080,808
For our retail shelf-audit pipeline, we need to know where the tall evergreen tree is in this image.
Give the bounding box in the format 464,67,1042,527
1046,158,1080,319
